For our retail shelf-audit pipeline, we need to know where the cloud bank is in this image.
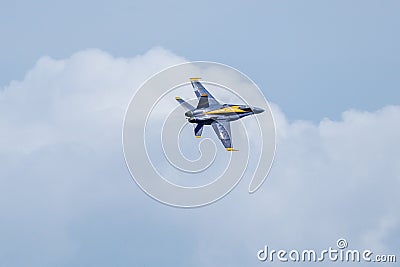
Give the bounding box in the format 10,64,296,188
0,48,399,266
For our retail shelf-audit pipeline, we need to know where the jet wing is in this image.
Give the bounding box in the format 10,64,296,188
211,120,236,151
190,78,221,107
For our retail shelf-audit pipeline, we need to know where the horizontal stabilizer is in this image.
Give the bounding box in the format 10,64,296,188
175,96,194,111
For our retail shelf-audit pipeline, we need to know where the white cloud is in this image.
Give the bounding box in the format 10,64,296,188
0,47,186,155
188,104,400,266
279,104,400,243
0,48,399,266
0,47,186,266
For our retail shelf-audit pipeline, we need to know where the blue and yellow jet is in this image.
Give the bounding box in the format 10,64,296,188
175,78,264,151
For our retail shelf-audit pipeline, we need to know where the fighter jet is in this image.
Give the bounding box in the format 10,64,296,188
175,78,264,151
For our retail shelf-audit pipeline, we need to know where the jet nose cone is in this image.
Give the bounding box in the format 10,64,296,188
253,107,264,114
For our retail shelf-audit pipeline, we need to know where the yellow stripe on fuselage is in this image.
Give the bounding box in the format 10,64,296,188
204,106,247,114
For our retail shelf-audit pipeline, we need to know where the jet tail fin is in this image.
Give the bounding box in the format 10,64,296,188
196,94,209,109
175,96,194,111
194,123,204,138
190,78,221,107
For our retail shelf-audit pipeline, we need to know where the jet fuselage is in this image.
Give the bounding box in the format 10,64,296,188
185,104,264,125
175,78,264,150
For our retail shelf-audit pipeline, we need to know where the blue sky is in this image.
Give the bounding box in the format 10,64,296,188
0,1,399,266
1,0,399,120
